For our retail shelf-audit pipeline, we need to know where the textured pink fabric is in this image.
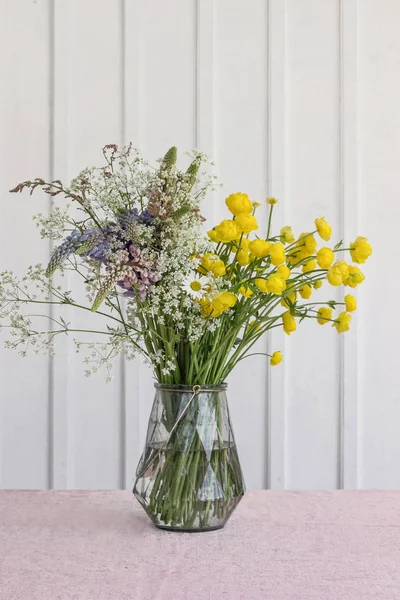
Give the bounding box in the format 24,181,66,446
0,491,400,599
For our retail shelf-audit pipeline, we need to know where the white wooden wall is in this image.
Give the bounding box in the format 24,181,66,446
0,0,397,490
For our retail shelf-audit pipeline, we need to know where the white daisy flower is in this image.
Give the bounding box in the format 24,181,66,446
183,274,214,300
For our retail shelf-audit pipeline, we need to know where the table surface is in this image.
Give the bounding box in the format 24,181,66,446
0,491,399,600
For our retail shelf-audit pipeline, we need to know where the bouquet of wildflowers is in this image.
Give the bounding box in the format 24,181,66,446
1,144,372,384
0,144,372,529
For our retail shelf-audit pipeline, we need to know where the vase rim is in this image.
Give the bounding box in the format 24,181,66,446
154,382,227,391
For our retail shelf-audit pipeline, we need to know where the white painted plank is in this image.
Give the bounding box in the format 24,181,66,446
215,0,268,490
267,0,287,490
0,0,51,488
285,0,340,489
339,0,359,489
358,0,400,489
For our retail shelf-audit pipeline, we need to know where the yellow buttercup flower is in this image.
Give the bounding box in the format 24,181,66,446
344,265,365,288
287,248,309,266
280,225,295,244
344,294,357,312
327,261,349,286
315,217,332,241
199,297,213,317
317,307,333,325
316,247,334,269
299,284,312,299
210,291,237,317
302,259,317,274
200,253,226,277
235,213,259,234
269,242,286,266
255,278,269,293
313,280,323,289
267,197,278,205
266,275,286,295
270,351,283,366
237,250,250,266
350,236,372,264
225,192,253,216
297,233,317,256
239,285,253,298
248,239,270,258
276,265,291,280
334,311,351,334
281,290,297,309
207,229,219,242
282,311,296,335
213,219,239,243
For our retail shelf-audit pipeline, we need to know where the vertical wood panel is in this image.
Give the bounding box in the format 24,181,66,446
267,0,287,489
339,0,359,489
285,0,340,489
0,0,51,489
358,0,400,488
215,0,268,489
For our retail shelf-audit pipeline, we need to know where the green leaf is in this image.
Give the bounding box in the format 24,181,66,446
162,146,177,170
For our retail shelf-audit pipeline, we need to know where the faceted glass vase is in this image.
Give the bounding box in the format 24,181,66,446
133,383,245,532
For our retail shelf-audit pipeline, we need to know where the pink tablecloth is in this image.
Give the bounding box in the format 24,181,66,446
0,491,400,600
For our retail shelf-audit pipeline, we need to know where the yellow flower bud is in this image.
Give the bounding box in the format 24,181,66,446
269,242,286,266
266,275,286,295
344,265,365,288
199,253,226,277
235,213,259,234
280,225,295,244
313,280,323,289
239,285,253,298
207,229,219,242
248,239,270,258
317,307,333,325
334,311,351,334
247,319,261,333
327,261,349,286
344,294,357,312
237,250,250,266
270,351,283,366
298,233,317,256
225,192,253,216
350,236,372,264
281,290,297,309
282,311,296,335
316,247,335,269
255,278,269,293
299,284,312,299
267,197,278,205
302,259,317,274
315,217,332,241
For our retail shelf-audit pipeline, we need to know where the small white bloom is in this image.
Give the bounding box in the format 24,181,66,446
183,274,213,300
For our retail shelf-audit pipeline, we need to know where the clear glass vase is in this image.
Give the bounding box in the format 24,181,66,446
133,383,245,532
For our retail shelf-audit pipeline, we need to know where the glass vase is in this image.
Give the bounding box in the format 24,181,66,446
133,383,245,532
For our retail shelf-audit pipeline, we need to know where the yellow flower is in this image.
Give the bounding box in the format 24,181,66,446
267,197,278,205
344,265,365,288
302,259,317,274
276,265,291,280
317,306,333,325
280,225,295,244
281,290,297,308
200,253,226,277
225,192,253,216
316,247,334,269
287,248,309,267
334,311,351,334
237,250,250,266
235,213,259,234
327,261,349,286
247,319,261,333
282,311,296,335
269,242,286,266
252,201,262,209
239,285,253,298
255,278,268,293
207,229,219,242
213,219,239,243
350,236,372,264
299,284,312,299
313,280,323,289
199,297,213,317
297,233,317,256
210,291,237,317
270,351,283,366
315,217,332,241
344,294,357,312
266,275,286,295
248,239,270,258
